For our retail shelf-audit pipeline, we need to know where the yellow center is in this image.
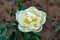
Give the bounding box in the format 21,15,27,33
24,17,30,24
24,16,37,24
32,18,37,22
34,24,38,28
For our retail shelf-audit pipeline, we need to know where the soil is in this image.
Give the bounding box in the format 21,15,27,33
0,0,60,40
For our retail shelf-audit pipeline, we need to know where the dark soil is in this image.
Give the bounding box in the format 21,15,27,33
0,0,60,40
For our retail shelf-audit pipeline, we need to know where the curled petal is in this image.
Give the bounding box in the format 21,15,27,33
33,26,42,32
18,24,31,32
39,11,46,25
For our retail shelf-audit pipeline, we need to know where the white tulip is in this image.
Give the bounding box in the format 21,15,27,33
16,6,46,32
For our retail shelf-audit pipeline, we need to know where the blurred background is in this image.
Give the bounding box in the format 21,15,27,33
0,0,60,40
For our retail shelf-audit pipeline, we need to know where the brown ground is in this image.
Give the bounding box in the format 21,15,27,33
0,0,60,40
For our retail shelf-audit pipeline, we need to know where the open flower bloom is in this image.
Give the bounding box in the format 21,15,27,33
16,6,46,32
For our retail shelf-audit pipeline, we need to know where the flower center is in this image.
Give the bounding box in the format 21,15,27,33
34,24,38,28
24,17,37,24
24,17,31,24
32,18,37,22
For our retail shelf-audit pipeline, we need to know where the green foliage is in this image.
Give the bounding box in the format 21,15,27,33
55,23,60,32
17,0,25,11
32,32,40,37
10,30,17,40
19,31,40,40
0,22,16,40
31,36,39,40
5,22,16,29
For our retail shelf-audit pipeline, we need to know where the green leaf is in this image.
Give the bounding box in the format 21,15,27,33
5,22,16,29
10,30,17,40
2,35,7,40
19,32,40,40
32,32,40,37
55,23,60,32
0,28,5,34
23,36,29,40
0,24,3,34
0,23,17,40
17,0,25,11
0,36,2,40
31,36,39,40
23,34,30,40
0,23,3,29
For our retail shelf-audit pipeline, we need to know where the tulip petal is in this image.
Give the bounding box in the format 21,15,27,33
18,24,31,32
33,26,42,32
39,11,46,25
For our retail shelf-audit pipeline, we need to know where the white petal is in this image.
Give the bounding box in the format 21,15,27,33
29,22,41,31
39,11,46,25
25,6,39,12
33,26,42,32
39,10,46,18
27,12,36,17
16,11,26,26
18,24,31,32
27,16,32,22
16,11,23,22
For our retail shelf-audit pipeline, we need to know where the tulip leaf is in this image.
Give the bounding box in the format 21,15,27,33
6,29,16,40
19,32,40,40
0,22,17,40
0,23,3,29
31,36,39,40
0,32,2,40
23,35,30,40
30,32,40,40
32,32,40,37
17,0,25,11
55,23,60,32
5,22,16,29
